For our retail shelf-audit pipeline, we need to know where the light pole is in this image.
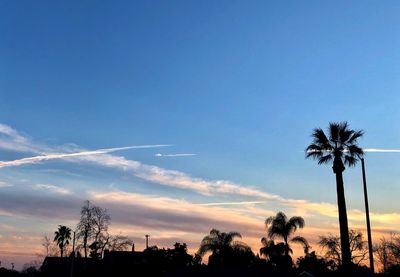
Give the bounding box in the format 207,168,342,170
360,157,374,273
145,234,150,249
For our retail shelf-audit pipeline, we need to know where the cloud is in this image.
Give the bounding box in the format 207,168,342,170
0,145,171,168
0,181,13,188
199,201,266,206
89,190,264,234
32,184,71,195
2,123,400,245
155,153,197,157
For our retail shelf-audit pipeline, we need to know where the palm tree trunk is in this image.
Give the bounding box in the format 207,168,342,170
335,170,352,269
284,238,289,259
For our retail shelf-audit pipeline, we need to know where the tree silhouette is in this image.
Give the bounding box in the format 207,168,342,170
306,121,363,268
54,225,72,257
76,200,111,259
77,200,94,258
319,229,368,268
264,211,308,261
260,238,287,266
197,229,250,267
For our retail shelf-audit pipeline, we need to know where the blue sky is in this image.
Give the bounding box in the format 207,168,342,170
1,0,400,269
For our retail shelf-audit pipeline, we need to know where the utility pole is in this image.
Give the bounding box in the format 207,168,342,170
361,158,374,273
72,231,76,255
70,231,76,277
145,234,150,249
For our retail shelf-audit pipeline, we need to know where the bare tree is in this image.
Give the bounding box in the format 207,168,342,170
319,229,368,268
76,200,111,258
42,235,51,256
77,200,95,258
374,237,391,272
374,233,400,272
91,204,111,257
107,234,133,251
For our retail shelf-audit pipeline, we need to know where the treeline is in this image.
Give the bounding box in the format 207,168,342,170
2,202,400,276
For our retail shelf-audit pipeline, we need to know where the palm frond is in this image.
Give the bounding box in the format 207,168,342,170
347,130,364,144
287,216,305,232
311,128,330,145
329,122,340,143
317,154,333,165
291,236,309,253
232,241,250,251
347,145,363,157
209,229,220,237
305,144,325,159
227,231,242,240
344,155,358,167
266,212,287,239
338,122,351,144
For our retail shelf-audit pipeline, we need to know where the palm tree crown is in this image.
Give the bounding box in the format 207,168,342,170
197,229,250,267
54,225,72,257
306,121,364,173
264,211,308,259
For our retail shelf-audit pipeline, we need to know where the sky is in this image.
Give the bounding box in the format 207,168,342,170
1,0,400,270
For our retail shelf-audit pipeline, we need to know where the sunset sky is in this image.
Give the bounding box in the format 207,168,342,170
1,1,400,269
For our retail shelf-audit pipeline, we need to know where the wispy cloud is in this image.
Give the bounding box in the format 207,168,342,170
364,148,400,153
0,145,170,168
199,201,266,206
0,181,13,188
2,123,400,238
155,153,196,157
32,184,71,195
78,152,284,199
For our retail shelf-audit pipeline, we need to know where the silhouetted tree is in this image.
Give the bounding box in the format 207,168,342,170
306,121,363,268
374,237,391,273
54,225,71,257
42,235,51,256
90,233,132,258
260,238,288,267
374,233,400,273
91,204,111,257
166,243,193,268
296,251,333,276
197,229,251,268
77,200,110,258
77,200,93,258
319,229,368,269
264,211,308,262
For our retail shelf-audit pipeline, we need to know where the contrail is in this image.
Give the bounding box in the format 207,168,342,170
307,148,400,153
155,153,196,157
199,201,265,206
0,144,171,168
363,148,400,153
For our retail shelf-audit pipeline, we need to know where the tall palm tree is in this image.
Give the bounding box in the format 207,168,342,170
54,225,72,257
197,229,250,267
264,211,308,260
306,121,363,268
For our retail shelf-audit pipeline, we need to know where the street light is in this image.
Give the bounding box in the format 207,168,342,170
360,157,374,273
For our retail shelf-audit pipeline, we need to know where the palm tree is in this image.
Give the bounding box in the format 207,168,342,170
264,211,308,260
197,229,250,267
54,225,72,257
306,121,363,268
260,238,286,264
